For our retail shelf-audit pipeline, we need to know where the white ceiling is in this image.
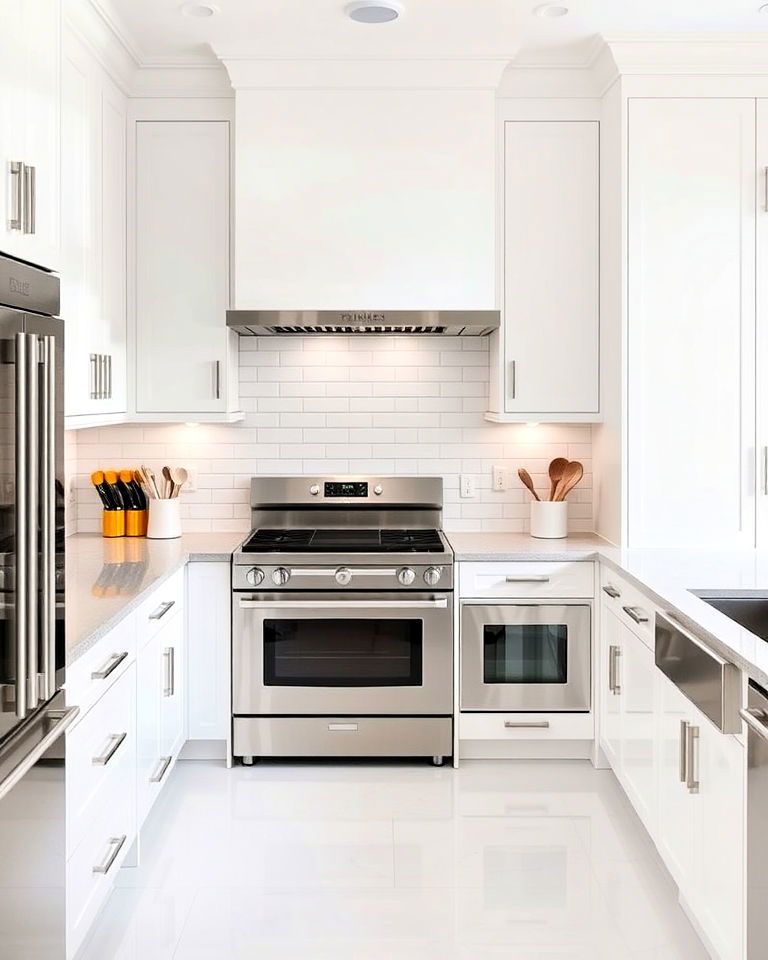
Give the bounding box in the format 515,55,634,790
97,0,768,66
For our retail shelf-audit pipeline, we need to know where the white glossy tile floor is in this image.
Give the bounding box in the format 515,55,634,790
78,760,709,960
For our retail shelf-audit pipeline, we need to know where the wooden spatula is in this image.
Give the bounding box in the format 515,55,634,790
554,461,584,501
547,458,568,501
517,467,540,501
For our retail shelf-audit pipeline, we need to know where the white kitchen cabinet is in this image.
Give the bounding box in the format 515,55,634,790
60,26,127,423
627,98,756,547
600,606,622,770
133,120,240,420
487,120,599,422
136,602,185,826
186,562,231,747
0,0,60,270
756,100,768,546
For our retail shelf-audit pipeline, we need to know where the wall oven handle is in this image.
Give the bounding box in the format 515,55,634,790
505,575,550,583
504,720,550,728
238,599,448,610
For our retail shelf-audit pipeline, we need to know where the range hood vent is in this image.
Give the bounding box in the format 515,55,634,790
227,310,500,337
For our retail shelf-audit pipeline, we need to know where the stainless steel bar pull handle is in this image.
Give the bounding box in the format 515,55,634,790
214,360,221,399
685,724,699,793
92,835,127,875
609,645,621,695
41,336,56,698
91,650,129,680
106,354,112,400
602,584,621,599
239,599,448,610
504,720,550,729
8,161,23,230
505,575,550,583
22,164,35,234
149,600,175,621
741,707,768,741
762,446,768,496
0,705,79,802
26,334,39,710
509,360,517,399
622,605,649,625
149,755,172,783
764,166,768,214
14,334,28,718
328,723,358,732
163,647,175,697
679,720,688,783
92,732,127,766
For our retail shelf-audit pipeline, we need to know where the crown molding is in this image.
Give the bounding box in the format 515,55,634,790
604,32,768,74
216,57,513,91
64,0,138,93
131,63,233,99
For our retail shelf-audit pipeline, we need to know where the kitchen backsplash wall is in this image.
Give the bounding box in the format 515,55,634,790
68,337,593,534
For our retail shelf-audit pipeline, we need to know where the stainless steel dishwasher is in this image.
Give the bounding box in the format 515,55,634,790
741,680,768,960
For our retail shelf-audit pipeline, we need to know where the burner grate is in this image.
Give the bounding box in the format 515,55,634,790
241,528,445,554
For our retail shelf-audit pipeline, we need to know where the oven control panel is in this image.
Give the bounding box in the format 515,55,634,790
323,481,369,498
234,563,452,592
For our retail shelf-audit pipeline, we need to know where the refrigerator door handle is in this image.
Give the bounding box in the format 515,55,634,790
25,334,39,709
14,334,28,718
40,336,56,699
0,705,79,802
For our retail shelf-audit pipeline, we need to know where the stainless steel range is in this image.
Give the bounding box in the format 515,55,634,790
231,477,454,765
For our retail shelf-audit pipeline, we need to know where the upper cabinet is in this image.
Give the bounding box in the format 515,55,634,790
487,119,600,423
132,120,240,421
61,28,127,424
626,98,756,547
0,0,60,270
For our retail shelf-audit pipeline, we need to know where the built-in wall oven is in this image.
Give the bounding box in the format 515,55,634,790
233,591,453,717
460,603,591,712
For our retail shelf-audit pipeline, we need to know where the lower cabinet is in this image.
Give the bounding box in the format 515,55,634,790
599,568,744,960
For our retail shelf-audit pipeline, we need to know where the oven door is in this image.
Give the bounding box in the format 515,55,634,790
233,592,453,715
460,603,591,712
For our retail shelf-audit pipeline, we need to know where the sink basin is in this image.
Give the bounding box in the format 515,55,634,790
693,591,768,641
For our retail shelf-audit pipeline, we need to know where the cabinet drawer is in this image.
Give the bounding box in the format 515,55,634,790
67,664,136,854
66,775,134,959
135,568,184,649
599,566,655,651
66,614,136,719
459,712,594,741
460,562,594,599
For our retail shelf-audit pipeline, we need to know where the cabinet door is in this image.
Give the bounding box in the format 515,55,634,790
136,631,161,827
756,101,768,546
628,98,756,547
656,675,696,893
0,1,25,257
187,563,230,742
135,121,230,414
98,80,127,414
600,606,622,770
695,723,744,960
618,623,656,833
501,121,599,417
159,612,185,759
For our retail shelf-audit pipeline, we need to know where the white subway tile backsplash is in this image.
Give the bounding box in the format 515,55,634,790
70,337,593,534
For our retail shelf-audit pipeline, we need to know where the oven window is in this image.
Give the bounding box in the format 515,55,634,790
264,619,423,687
483,624,568,685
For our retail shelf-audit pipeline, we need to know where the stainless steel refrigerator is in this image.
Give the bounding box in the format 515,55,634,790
0,252,77,959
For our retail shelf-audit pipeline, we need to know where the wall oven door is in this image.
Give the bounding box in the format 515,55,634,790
461,603,591,712
233,592,453,715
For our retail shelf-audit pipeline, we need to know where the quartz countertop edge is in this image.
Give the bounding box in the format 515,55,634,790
65,532,245,666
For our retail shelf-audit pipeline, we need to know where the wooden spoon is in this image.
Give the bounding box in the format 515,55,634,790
162,465,175,499
141,464,161,500
169,466,189,499
554,461,584,501
547,457,569,501
517,467,540,501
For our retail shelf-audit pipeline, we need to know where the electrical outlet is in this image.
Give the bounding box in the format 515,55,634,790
492,465,506,491
67,478,77,506
460,475,477,499
185,469,198,493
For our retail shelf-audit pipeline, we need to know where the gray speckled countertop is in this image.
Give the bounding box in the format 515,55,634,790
65,532,246,665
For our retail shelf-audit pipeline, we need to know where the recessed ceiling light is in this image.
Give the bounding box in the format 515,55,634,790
534,3,569,17
345,1,403,24
760,2,768,12
181,2,219,18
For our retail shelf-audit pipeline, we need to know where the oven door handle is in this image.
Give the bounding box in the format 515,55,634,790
238,599,448,610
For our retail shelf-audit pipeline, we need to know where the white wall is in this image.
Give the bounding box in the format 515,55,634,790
69,337,593,534
233,88,496,309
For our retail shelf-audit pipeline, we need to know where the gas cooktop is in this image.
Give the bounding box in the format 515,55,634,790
241,528,445,554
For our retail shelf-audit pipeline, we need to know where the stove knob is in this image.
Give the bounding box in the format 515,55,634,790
335,567,352,586
373,484,383,496
309,484,320,496
246,567,265,587
272,567,291,586
423,566,442,587
397,567,416,586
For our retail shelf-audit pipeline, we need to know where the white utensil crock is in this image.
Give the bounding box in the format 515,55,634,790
530,501,568,539
147,499,182,539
